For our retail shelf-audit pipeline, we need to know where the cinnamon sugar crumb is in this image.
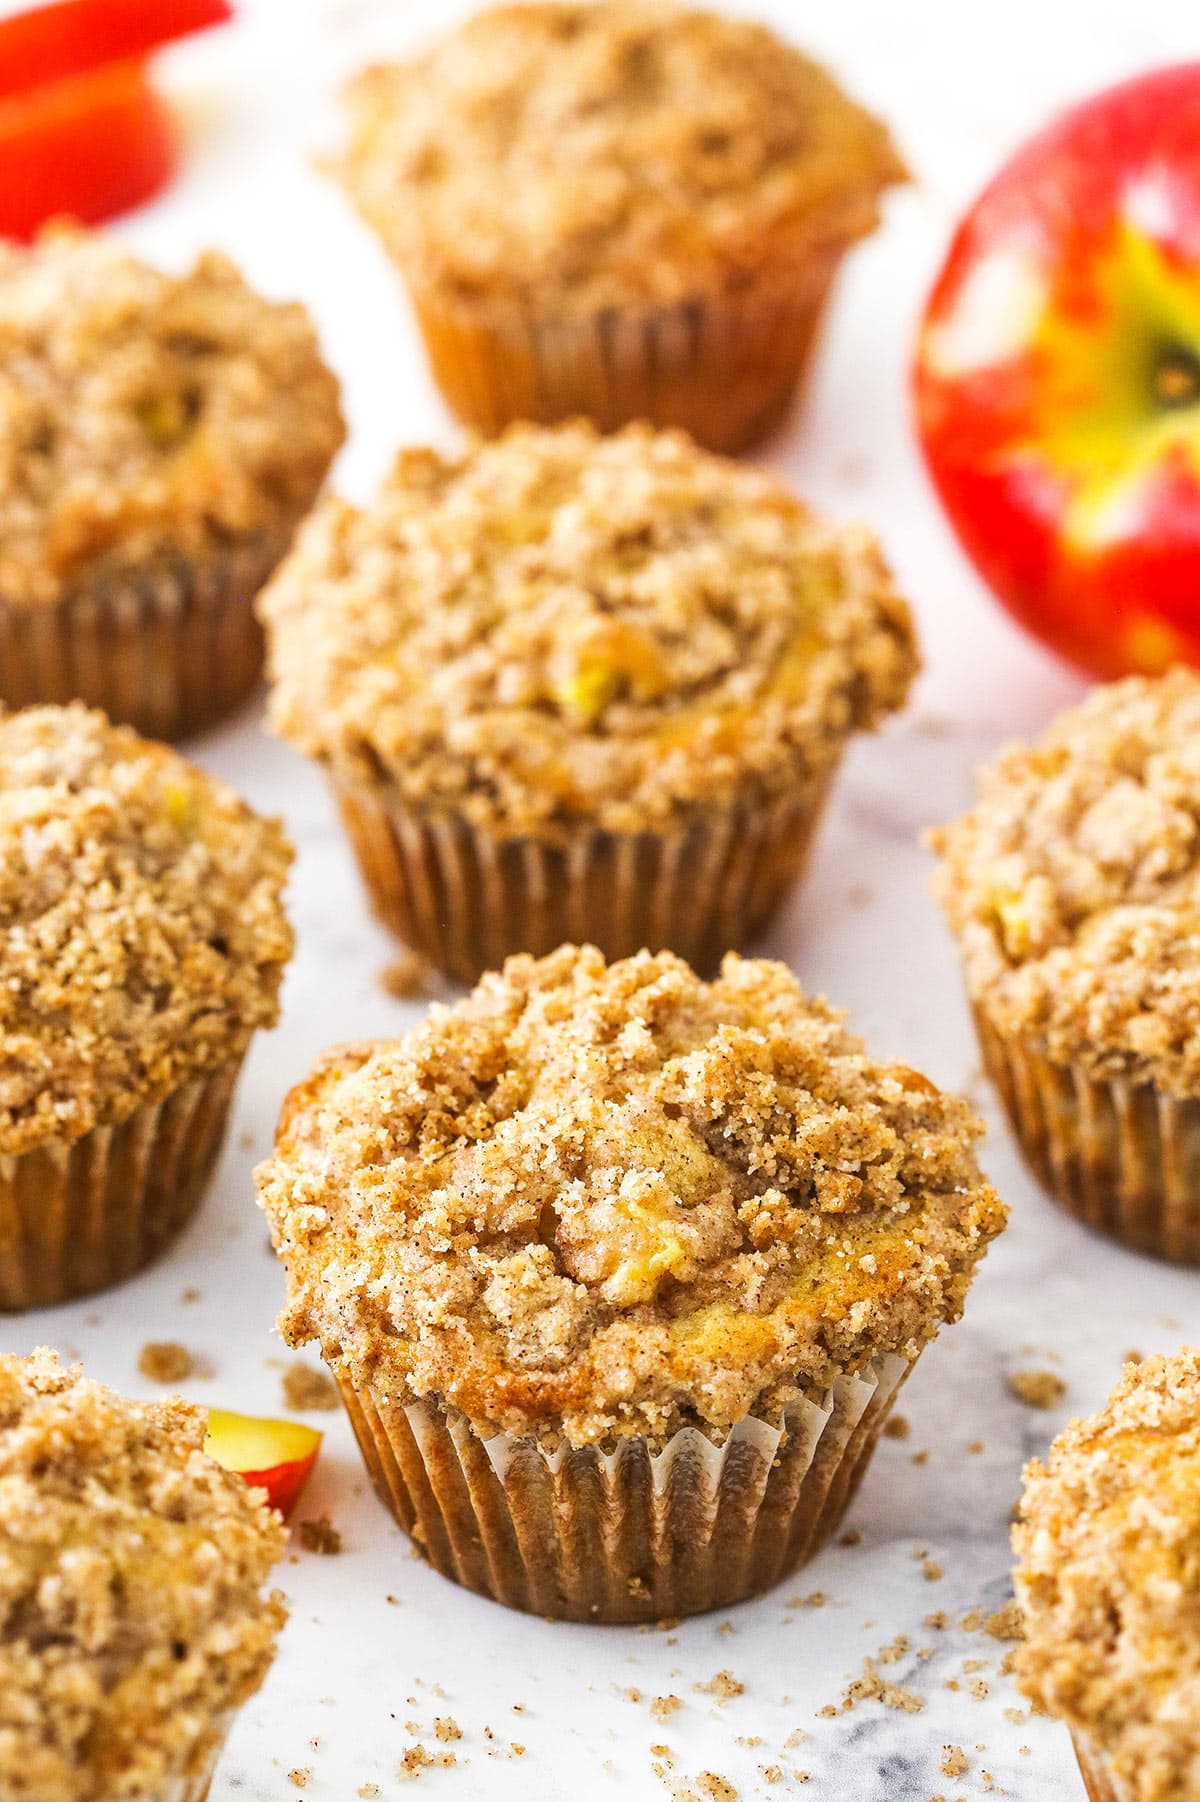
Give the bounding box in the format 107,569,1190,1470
1007,1370,1067,1410
883,1413,911,1440
283,1362,340,1413
694,1671,744,1703
137,1342,196,1385
381,948,436,1001
940,1747,969,1777
298,1515,342,1555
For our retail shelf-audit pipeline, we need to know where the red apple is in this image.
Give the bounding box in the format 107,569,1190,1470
204,1408,322,1519
914,64,1200,679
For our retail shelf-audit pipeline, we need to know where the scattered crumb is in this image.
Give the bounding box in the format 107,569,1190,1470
357,1788,381,1799
784,1730,809,1748
762,1768,784,1785
1004,1707,1028,1726
181,1286,201,1304
984,1602,1023,1642
960,1611,984,1632
883,1414,911,1441
299,1515,343,1555
288,1773,311,1791
381,948,437,1000
697,1776,737,1801
652,1696,684,1721
924,1612,950,1631
137,1342,197,1384
878,1635,910,1666
733,1736,764,1748
238,1127,256,1150
911,1449,930,1466
968,1440,985,1455
693,1672,744,1703
839,1530,862,1547
919,1555,943,1582
941,1747,969,1778
1007,1370,1067,1410
969,1679,990,1699
840,1657,924,1715
283,1362,341,1412
1123,1349,1144,1367
434,1718,462,1743
787,1593,827,1610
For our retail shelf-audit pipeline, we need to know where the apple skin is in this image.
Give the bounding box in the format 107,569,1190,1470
913,63,1200,679
204,1408,322,1519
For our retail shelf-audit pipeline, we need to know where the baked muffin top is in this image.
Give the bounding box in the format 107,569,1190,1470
258,945,1004,1447
0,705,293,1157
1015,1349,1200,1802
260,421,917,835
0,229,344,607
930,671,1200,1095
0,1350,286,1802
334,1,905,309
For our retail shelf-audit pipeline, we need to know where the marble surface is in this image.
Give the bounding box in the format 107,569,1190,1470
3,1,1199,1797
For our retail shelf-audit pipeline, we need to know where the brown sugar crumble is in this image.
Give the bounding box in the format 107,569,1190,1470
137,1341,196,1384
694,1671,744,1704
380,948,437,1002
261,421,917,839
332,2,904,311
282,1362,341,1413
930,670,1200,1094
1016,1348,1200,1801
1008,1369,1067,1410
941,1747,969,1778
0,705,293,1157
298,1515,343,1556
883,1412,911,1440
0,1349,286,1802
258,946,1004,1448
0,228,343,609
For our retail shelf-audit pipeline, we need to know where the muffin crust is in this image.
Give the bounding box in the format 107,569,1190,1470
334,1,905,309
0,705,293,1156
1015,1349,1200,1802
261,421,917,836
0,229,344,607
0,1349,286,1802
258,945,1005,1447
930,671,1200,1095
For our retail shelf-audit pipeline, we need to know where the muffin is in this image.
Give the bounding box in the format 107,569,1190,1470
930,670,1200,1262
257,944,1006,1623
1015,1348,1200,1802
0,228,344,739
260,420,917,982
332,2,905,452
0,704,293,1309
0,1348,286,1802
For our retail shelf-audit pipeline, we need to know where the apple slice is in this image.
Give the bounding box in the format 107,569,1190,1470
204,1408,322,1519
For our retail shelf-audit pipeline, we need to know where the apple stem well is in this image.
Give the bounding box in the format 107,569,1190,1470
1154,346,1200,410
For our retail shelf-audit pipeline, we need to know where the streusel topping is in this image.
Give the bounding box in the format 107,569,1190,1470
260,422,916,835
0,705,293,1156
930,671,1200,1094
1015,1349,1200,1802
0,229,344,606
258,946,1004,1446
334,2,905,309
0,1350,286,1802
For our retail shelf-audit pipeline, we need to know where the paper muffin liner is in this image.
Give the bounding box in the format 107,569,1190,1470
331,772,833,985
334,1352,909,1623
0,1059,241,1311
972,1004,1200,1264
0,528,296,741
408,243,848,454
1071,1733,1131,1802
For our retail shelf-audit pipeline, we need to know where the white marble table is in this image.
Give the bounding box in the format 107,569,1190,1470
4,1,1198,1796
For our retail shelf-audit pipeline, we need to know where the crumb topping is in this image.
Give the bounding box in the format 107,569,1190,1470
257,945,1004,1446
333,2,904,309
261,422,916,835
1015,1349,1200,1802
0,1350,286,1802
0,705,293,1155
0,229,344,607
930,671,1200,1094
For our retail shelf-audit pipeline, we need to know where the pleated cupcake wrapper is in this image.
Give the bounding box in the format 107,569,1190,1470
409,244,847,454
332,772,833,984
0,528,294,741
0,1060,240,1311
154,1711,235,1802
335,1352,909,1623
972,1003,1200,1264
1071,1733,1131,1802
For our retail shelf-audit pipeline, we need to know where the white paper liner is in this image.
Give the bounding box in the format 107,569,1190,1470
1071,1732,1132,1802
337,1351,909,1623
973,1003,1200,1263
331,772,833,984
